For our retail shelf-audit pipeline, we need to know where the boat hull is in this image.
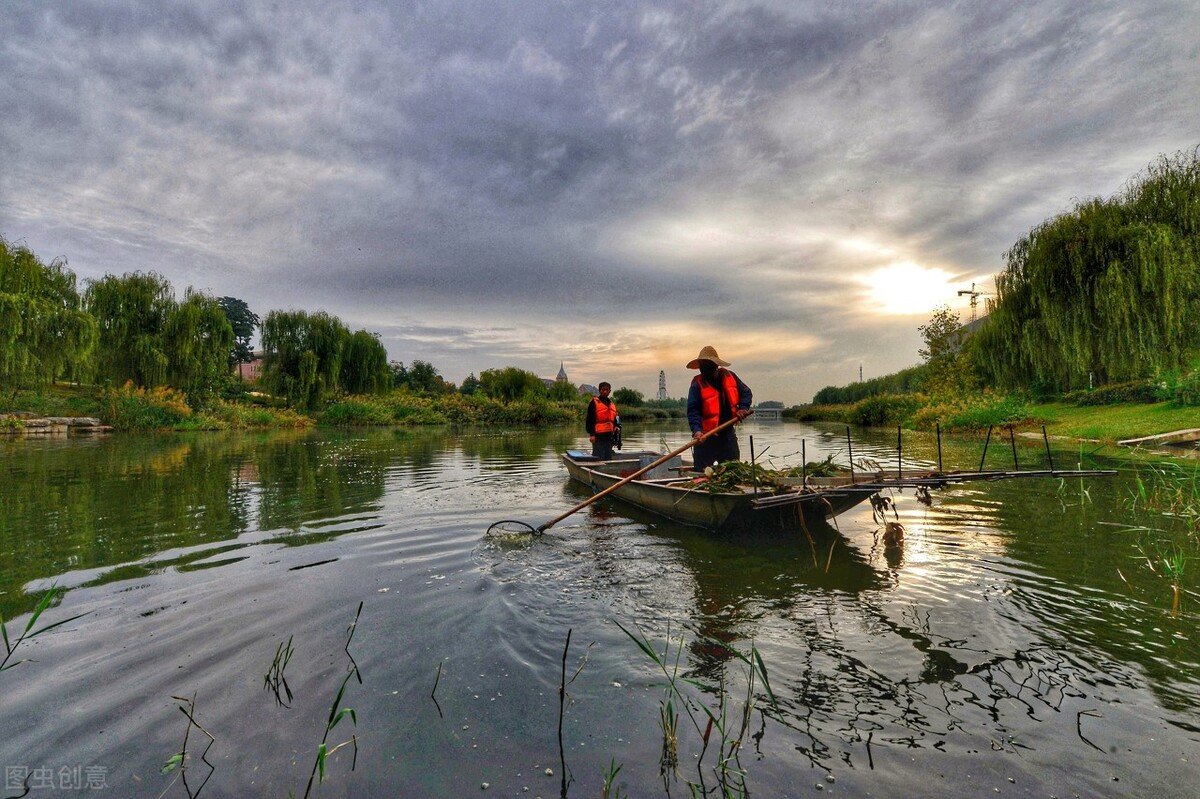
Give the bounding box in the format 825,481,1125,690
561,451,874,533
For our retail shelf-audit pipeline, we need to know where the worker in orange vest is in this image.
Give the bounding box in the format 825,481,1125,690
586,381,621,459
686,346,752,471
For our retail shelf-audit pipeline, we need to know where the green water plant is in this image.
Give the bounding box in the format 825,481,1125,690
554,628,596,798
601,757,626,799
160,692,216,799
1137,539,1191,614
1,586,88,673
303,601,363,799
1129,461,1200,534
264,635,295,708
615,620,777,797
690,458,845,495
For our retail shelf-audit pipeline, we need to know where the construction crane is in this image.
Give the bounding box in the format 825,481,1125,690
957,282,993,323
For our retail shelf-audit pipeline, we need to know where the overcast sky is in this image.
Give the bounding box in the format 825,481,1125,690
2,1,1197,404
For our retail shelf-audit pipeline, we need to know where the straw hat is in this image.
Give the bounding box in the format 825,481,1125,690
686,345,730,369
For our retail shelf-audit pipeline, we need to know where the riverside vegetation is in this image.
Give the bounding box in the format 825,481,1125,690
4,145,1199,440
796,146,1200,440
5,136,1200,795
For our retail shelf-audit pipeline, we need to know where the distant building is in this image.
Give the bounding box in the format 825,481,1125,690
657,370,667,400
543,361,570,389
949,315,990,352
578,384,598,396
235,351,264,383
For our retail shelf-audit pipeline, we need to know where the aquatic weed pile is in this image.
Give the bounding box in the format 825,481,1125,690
690,455,842,493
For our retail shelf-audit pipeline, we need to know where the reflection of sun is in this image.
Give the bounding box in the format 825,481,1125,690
862,262,956,315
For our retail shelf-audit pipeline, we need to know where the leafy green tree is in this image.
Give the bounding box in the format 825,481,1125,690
0,238,96,392
163,289,234,399
389,360,408,388
340,330,391,395
976,147,1200,392
917,305,983,397
218,296,259,367
548,380,580,401
811,363,930,404
85,272,177,388
260,310,350,410
459,372,481,395
390,359,452,394
917,305,961,364
613,387,644,406
407,360,452,394
478,367,547,402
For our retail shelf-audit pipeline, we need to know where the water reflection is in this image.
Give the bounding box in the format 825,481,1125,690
1,423,1197,798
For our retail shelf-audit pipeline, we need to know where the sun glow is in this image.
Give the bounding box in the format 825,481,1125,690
861,262,958,316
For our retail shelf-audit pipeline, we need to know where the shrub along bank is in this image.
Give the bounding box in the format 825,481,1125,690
0,384,687,432
790,391,1200,445
6,382,1192,444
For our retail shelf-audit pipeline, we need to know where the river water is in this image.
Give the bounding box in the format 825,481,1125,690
1,421,1197,798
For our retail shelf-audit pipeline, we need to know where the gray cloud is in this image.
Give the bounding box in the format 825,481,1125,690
3,0,1197,403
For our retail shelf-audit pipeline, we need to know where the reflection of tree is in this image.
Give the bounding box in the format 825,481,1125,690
0,429,399,618
254,430,392,531
0,434,254,618
762,596,1129,774
936,471,1200,720
578,478,1155,783
458,428,579,464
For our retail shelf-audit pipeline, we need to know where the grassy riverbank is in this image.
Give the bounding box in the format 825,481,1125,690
0,383,687,432
2,383,1193,445
794,396,1199,447
1026,402,1199,443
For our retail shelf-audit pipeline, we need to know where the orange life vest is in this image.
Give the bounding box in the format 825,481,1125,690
693,370,740,433
592,398,618,433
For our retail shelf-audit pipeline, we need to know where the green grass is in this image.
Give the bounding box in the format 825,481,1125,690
0,384,101,417
1031,402,1200,443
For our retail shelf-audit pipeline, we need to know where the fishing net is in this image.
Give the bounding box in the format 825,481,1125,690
487,520,540,536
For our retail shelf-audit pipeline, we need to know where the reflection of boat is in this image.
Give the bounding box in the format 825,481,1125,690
561,449,1118,534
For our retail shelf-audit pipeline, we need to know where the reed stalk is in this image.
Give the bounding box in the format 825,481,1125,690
614,620,777,797
263,635,295,707
600,757,626,799
159,692,215,799
303,601,363,799
1,586,88,673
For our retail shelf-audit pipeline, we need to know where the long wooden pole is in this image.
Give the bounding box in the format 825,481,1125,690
537,414,746,533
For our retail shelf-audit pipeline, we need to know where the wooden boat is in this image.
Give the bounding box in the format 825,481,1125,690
562,450,878,532
560,449,1118,534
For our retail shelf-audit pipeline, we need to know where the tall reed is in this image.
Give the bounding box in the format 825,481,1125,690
1,586,88,673
615,620,777,797
303,601,363,799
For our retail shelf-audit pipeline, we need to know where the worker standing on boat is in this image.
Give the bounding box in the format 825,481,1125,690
686,346,752,471
586,382,621,459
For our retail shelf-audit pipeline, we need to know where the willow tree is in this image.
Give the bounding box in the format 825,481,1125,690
85,272,177,387
976,146,1200,392
339,329,391,395
0,238,96,392
164,289,235,399
260,309,349,410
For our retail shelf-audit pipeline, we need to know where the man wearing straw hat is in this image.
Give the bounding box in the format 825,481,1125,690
685,346,753,472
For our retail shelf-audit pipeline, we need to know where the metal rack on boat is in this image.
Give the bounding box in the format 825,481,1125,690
749,423,1118,511
750,467,1118,510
